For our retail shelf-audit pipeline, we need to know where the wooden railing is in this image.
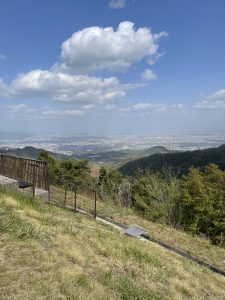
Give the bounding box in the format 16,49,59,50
0,154,49,191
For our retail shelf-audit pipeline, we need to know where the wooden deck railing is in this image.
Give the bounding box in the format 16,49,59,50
0,154,49,191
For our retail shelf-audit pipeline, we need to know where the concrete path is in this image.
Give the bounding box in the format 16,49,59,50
0,174,49,201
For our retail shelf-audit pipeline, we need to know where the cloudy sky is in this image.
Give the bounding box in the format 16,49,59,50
0,0,225,134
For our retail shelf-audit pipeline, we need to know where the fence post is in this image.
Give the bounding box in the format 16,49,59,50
31,164,37,198
74,183,77,212
94,190,97,219
46,162,51,203
64,184,67,207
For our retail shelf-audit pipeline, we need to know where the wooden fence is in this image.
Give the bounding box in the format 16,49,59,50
0,154,49,191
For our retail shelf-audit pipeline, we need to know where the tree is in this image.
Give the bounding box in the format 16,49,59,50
97,166,123,201
59,159,93,189
181,164,225,245
132,169,181,226
37,150,58,183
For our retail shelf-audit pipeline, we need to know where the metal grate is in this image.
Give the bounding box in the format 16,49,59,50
125,225,149,239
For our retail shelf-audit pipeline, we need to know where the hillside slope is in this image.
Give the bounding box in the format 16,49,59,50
73,146,170,164
120,144,225,176
0,146,68,160
0,189,225,299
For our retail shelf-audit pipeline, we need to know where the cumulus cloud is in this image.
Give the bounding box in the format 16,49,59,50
6,69,136,104
141,69,157,81
108,0,126,9
0,21,167,109
57,21,168,73
194,89,225,110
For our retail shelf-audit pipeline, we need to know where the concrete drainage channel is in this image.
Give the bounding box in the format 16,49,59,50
52,201,225,278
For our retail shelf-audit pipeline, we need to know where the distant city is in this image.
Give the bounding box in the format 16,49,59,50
0,131,225,156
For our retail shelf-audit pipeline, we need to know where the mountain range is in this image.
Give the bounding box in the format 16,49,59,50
120,144,225,176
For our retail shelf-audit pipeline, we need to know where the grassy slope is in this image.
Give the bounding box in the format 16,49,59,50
51,186,225,271
1,189,225,299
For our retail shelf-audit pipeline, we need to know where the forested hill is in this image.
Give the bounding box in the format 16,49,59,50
72,145,170,164
120,144,225,176
0,146,67,160
0,145,170,164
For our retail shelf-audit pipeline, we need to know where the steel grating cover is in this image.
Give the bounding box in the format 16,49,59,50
125,225,149,239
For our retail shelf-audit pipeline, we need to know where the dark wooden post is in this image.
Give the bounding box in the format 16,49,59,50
74,183,77,212
64,183,67,207
94,190,97,219
46,162,50,203
19,157,23,181
30,163,38,198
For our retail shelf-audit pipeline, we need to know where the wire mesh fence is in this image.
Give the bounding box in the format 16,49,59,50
49,183,97,217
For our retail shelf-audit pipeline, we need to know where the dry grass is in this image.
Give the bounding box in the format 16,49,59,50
50,185,225,272
1,189,225,299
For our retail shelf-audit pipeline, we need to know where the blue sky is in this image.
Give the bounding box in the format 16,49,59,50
0,0,225,134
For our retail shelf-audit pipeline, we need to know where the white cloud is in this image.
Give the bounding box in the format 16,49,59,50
6,69,134,104
141,68,157,81
121,102,185,113
109,0,126,9
171,104,184,109
42,109,85,117
0,21,167,109
6,103,37,113
4,104,38,121
147,52,165,65
3,103,91,120
121,102,166,112
57,21,168,73
194,89,225,110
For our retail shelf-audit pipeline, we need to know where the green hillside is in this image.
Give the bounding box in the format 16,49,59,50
1,188,225,299
0,146,68,161
73,146,170,164
0,145,170,165
120,144,225,176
